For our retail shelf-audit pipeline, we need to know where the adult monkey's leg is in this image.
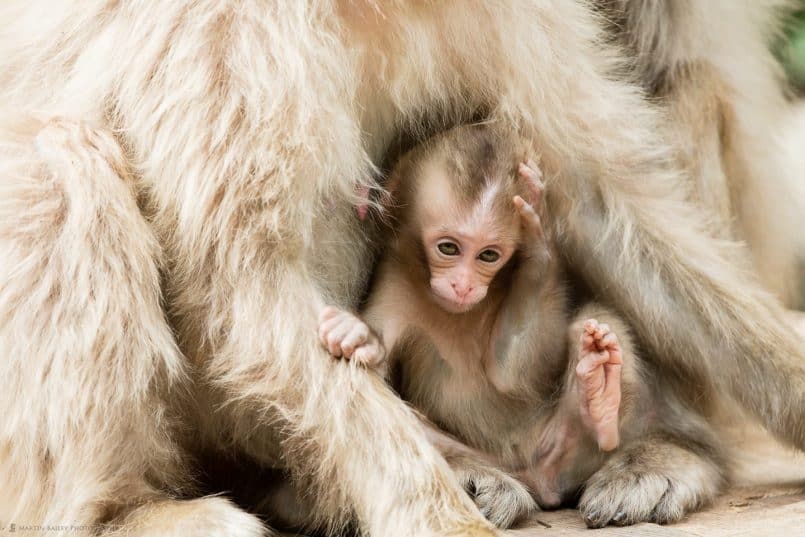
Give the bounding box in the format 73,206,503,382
0,118,266,536
508,26,805,519
543,113,805,448
203,266,493,535
103,2,498,535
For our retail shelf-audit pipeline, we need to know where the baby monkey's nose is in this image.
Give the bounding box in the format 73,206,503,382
451,282,472,298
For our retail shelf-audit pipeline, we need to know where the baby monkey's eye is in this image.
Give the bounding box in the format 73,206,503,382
478,250,500,263
438,242,460,256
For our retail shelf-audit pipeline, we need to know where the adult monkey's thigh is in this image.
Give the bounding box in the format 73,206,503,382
104,3,498,537
587,0,805,445
0,118,264,535
0,2,498,535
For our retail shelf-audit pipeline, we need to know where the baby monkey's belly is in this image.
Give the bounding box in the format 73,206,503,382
403,341,600,509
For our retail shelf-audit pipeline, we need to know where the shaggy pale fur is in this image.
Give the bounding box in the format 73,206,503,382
0,1,802,535
599,0,804,305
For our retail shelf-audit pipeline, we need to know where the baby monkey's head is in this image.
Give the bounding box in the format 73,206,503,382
390,123,540,314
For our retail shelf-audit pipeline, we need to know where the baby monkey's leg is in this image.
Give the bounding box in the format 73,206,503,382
577,319,623,451
318,306,386,368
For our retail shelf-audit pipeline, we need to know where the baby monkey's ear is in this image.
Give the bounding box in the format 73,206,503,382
381,154,410,205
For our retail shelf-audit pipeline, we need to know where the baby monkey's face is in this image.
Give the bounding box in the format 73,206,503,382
423,226,516,313
417,174,520,314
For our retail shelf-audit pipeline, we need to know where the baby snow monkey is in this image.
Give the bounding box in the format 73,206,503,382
318,124,647,525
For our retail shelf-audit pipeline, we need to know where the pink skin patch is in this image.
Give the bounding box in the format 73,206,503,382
355,185,370,220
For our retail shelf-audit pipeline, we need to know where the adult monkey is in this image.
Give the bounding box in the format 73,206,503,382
0,2,803,537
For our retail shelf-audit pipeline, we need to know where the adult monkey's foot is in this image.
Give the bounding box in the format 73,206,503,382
579,438,722,527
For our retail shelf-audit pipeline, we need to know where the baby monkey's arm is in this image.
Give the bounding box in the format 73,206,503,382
484,159,562,393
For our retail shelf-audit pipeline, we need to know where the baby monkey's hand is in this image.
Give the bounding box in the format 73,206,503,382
514,158,548,256
318,306,386,369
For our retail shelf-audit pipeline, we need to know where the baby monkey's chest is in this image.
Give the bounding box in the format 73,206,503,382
394,325,539,450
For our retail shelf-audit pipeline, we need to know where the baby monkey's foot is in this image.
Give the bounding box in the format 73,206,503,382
318,306,385,368
577,319,623,451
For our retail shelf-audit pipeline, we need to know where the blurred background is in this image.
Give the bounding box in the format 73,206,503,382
781,2,805,93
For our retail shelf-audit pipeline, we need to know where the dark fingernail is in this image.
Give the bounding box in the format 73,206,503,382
583,512,606,529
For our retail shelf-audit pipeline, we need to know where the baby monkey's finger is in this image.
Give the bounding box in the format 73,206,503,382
518,162,545,205
354,341,385,368
519,159,543,181
601,332,618,349
341,323,370,357
325,316,355,357
594,323,611,341
318,314,344,341
513,195,543,237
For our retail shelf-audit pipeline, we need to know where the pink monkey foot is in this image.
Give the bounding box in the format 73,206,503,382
576,319,623,451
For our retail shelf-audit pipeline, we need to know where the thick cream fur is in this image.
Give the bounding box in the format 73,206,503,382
0,1,803,535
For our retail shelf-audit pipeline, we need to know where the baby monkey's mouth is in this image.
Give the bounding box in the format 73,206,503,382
430,287,479,314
